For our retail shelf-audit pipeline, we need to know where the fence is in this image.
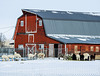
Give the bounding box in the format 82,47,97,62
0,48,15,57
0,47,99,57
0,48,67,57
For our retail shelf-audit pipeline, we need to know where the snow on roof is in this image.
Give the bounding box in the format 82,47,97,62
77,38,88,41
47,34,100,44
83,12,100,16
52,11,58,13
47,34,100,38
66,11,73,14
22,9,100,21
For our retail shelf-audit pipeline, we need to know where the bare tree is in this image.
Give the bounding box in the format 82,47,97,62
0,33,6,47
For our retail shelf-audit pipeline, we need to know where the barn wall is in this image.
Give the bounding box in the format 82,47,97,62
66,44,100,55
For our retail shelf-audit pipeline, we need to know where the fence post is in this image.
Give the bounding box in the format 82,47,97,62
23,48,24,57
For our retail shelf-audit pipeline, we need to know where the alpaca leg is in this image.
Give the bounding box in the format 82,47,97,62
12,58,13,61
2,58,4,61
42,55,44,59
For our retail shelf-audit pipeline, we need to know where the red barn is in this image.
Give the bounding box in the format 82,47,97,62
13,9,100,57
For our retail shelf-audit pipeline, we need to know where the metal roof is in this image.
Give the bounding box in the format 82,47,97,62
47,34,100,44
43,19,100,44
43,19,100,36
22,9,100,22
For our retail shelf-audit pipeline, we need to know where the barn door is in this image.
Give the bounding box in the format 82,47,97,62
25,44,36,56
49,44,54,57
26,15,37,33
58,44,62,55
54,44,58,57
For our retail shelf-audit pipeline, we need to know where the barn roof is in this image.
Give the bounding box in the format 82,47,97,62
22,9,100,21
22,9,100,44
47,34,100,44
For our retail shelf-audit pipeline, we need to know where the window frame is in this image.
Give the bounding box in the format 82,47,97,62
90,46,94,51
74,45,78,51
96,46,99,52
18,44,24,49
39,20,42,26
20,20,24,27
39,44,44,49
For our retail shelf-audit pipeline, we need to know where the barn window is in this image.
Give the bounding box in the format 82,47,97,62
21,21,24,26
90,46,94,51
39,20,42,26
39,44,44,49
74,45,78,51
28,34,34,43
18,45,24,49
96,46,99,52
86,46,88,51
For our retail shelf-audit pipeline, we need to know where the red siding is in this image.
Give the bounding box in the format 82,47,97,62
66,44,100,55
27,14,36,33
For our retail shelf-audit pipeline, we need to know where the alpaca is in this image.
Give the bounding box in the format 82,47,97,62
8,55,14,61
83,53,90,61
38,53,45,59
76,54,80,60
2,55,9,61
14,52,21,58
28,53,37,59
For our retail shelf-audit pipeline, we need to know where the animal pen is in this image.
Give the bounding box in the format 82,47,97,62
0,47,68,58
0,48,15,57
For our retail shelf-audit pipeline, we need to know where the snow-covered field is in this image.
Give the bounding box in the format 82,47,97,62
0,58,100,76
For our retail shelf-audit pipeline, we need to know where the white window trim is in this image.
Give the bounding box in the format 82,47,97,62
18,44,24,49
39,20,42,26
39,44,44,49
21,21,24,27
74,45,78,51
96,46,99,52
25,14,37,33
90,46,94,51
28,34,34,43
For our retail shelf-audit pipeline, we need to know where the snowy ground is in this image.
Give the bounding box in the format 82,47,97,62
0,58,100,76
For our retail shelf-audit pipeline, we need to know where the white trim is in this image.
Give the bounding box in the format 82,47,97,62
25,14,27,33
39,44,44,53
14,19,19,40
26,15,37,33
26,31,37,33
18,44,24,49
20,21,24,27
39,19,42,26
26,44,36,46
25,44,36,54
28,34,34,43
36,15,37,33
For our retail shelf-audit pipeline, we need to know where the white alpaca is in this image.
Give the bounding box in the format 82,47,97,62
76,54,80,60
14,52,21,58
28,53,37,59
2,55,9,61
83,53,90,61
38,53,45,59
8,55,14,61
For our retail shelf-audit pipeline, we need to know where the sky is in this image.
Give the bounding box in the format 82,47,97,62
0,0,100,40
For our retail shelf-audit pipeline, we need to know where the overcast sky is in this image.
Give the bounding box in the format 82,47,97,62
0,0,100,40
